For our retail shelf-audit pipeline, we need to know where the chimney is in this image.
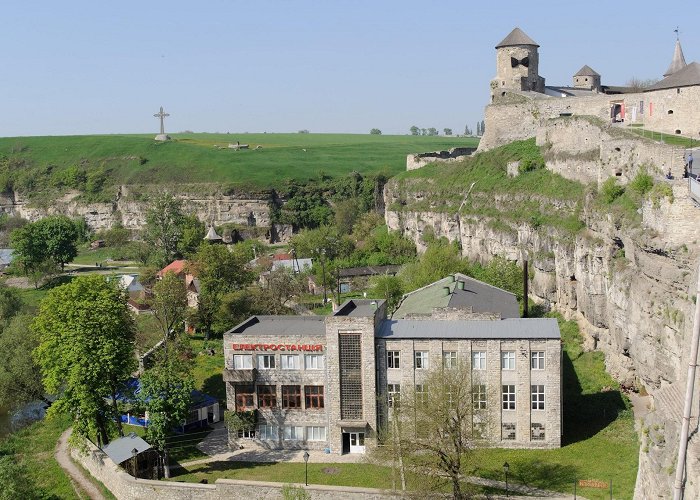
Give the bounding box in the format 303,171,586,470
457,281,465,291
442,286,451,296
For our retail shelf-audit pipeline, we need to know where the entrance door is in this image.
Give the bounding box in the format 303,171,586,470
349,432,365,453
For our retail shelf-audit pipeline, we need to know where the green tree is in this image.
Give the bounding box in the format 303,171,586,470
33,275,137,446
0,456,36,500
0,286,23,323
409,126,419,136
0,314,50,411
145,192,186,266
443,128,453,136
334,198,363,235
480,120,485,135
370,128,382,135
177,215,206,258
140,342,194,478
399,239,466,291
427,127,438,136
10,215,80,276
369,275,404,310
152,271,188,342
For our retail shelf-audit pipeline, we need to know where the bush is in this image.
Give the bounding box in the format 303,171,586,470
600,177,625,204
629,169,654,196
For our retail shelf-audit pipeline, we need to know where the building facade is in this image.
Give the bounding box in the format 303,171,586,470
223,293,562,454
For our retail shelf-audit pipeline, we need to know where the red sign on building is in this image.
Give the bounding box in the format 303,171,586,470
231,343,324,352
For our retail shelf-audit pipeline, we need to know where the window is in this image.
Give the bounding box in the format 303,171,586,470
416,384,427,405
281,354,300,370
415,351,429,370
258,424,278,440
531,385,545,410
233,354,253,370
387,351,400,369
237,429,255,438
501,351,515,370
235,385,255,411
502,385,516,410
283,425,304,440
531,351,545,370
443,351,457,369
531,423,545,441
304,386,324,409
257,385,277,408
339,333,363,419
387,384,401,408
502,422,516,440
306,426,327,441
258,354,275,370
282,385,302,408
304,354,324,370
472,351,486,370
472,384,487,410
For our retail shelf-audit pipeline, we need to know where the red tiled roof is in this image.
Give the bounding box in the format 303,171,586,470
157,260,187,277
272,253,292,261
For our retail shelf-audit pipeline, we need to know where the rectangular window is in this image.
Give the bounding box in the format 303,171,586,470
531,423,545,441
502,422,516,440
339,333,363,419
233,354,253,370
472,384,487,410
501,351,515,370
502,385,516,410
257,424,278,440
443,351,457,369
387,351,400,369
281,354,300,370
471,351,486,370
281,385,302,409
415,384,427,405
531,385,545,410
304,354,324,370
283,425,304,440
415,351,429,370
387,384,401,408
235,384,255,411
237,429,255,438
304,386,324,409
258,354,275,370
257,385,277,408
531,351,545,370
306,426,327,441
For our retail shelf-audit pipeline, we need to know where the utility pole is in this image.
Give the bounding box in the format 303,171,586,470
673,262,700,499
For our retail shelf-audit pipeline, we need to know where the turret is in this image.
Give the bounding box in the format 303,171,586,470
573,65,601,91
491,27,545,100
664,39,687,77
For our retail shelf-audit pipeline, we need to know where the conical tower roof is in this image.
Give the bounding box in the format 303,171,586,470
664,39,687,77
574,65,600,77
204,225,222,241
496,27,539,48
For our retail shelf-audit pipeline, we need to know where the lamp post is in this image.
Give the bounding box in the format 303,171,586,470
132,448,139,480
319,249,327,304
503,461,510,497
303,451,310,486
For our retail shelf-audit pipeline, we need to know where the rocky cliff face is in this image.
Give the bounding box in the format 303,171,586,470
0,186,274,231
385,165,700,499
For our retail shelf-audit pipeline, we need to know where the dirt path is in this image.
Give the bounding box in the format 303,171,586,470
55,428,107,500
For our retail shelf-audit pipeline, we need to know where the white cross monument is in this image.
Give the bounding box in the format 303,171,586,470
153,106,171,141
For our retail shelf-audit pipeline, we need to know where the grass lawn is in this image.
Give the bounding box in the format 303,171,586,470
0,414,79,498
0,133,479,191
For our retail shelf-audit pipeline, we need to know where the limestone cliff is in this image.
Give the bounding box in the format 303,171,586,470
385,127,700,498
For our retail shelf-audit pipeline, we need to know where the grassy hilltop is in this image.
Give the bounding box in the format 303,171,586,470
0,133,478,198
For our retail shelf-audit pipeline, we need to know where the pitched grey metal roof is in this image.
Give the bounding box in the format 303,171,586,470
102,433,152,465
496,28,539,48
226,315,326,336
392,273,519,319
377,318,560,340
204,226,222,241
664,40,687,77
333,299,385,317
648,62,700,91
574,65,600,77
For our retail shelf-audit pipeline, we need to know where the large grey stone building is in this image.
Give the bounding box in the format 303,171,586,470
223,276,562,454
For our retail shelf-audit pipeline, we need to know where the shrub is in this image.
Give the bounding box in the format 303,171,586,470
600,177,625,204
649,183,674,208
629,169,654,196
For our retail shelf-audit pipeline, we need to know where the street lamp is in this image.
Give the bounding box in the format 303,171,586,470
317,249,327,304
303,451,310,486
503,461,510,497
132,448,139,480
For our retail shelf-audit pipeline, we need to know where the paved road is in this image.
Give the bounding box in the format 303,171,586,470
55,428,107,500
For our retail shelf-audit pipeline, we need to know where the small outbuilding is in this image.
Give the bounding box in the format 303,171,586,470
102,432,160,479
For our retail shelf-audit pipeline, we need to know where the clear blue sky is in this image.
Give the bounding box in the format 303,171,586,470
1,0,697,137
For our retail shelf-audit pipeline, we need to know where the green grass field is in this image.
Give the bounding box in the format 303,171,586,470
0,133,479,191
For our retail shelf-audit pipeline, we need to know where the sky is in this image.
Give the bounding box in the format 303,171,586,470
1,0,698,137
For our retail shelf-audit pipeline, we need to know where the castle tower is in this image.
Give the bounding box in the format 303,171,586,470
491,27,545,99
573,65,601,91
664,39,687,77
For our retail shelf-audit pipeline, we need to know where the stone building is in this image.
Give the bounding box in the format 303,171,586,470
480,28,700,152
223,277,562,454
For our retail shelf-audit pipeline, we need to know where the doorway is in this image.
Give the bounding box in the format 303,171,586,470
348,432,365,453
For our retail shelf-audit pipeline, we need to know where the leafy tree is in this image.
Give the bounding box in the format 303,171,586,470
145,192,186,266
480,120,485,135
297,129,310,134
289,226,354,262
140,343,194,479
443,128,453,136
334,198,363,235
0,314,50,412
33,275,137,446
467,256,523,302
399,239,466,291
626,77,659,92
420,128,427,136
177,215,206,258
10,215,80,275
259,267,307,313
369,275,404,310
0,286,23,323
464,124,472,136
371,361,488,499
409,126,420,136
370,128,382,135
152,271,188,342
